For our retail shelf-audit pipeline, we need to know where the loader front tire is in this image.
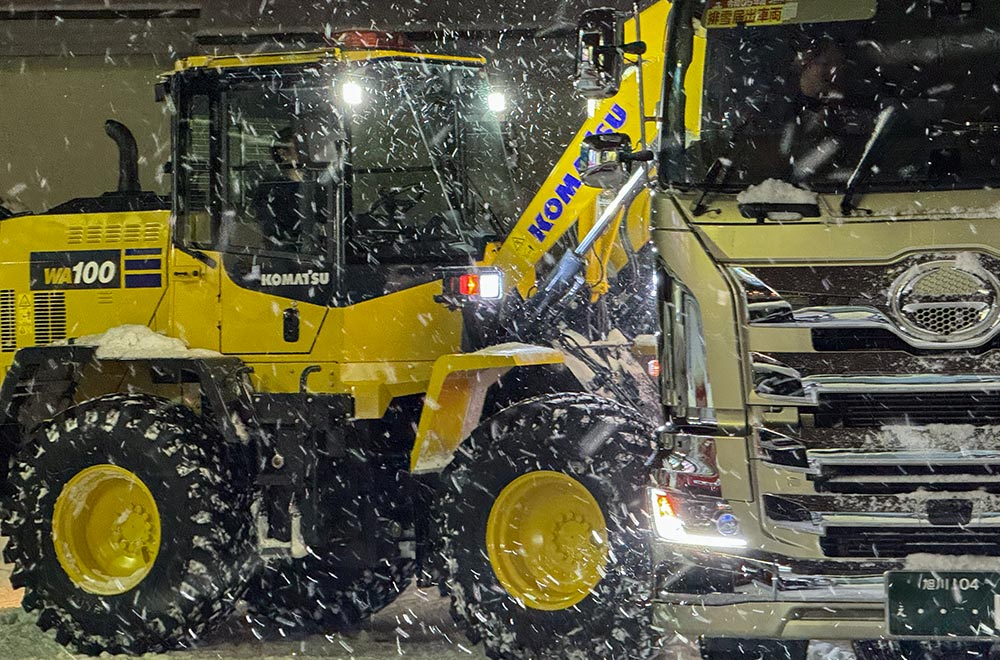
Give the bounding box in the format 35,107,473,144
436,393,659,660
0,393,255,655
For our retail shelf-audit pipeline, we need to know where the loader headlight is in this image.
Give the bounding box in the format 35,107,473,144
341,81,364,106
476,272,502,299
649,488,747,548
487,91,507,113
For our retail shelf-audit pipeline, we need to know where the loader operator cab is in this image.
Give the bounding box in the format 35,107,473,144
169,53,516,305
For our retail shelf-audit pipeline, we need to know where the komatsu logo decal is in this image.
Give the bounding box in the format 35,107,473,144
527,103,627,243
260,270,331,287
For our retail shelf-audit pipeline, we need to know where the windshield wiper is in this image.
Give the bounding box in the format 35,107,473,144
841,104,901,215
462,175,506,237
691,157,733,217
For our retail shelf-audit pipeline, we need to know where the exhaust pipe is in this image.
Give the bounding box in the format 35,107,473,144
104,119,141,193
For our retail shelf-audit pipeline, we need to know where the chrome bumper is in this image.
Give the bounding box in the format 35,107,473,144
652,546,893,639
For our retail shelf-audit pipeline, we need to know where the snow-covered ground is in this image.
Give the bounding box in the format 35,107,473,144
0,536,852,660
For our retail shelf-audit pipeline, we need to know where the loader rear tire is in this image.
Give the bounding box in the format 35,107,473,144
0,393,255,655
436,393,659,660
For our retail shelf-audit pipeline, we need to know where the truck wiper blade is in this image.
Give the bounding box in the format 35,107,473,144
690,157,733,217
841,104,901,215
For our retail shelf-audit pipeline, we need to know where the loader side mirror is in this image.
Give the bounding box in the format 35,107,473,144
574,8,624,99
579,132,652,189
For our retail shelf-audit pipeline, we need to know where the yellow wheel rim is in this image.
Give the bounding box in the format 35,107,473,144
485,470,608,611
52,464,161,595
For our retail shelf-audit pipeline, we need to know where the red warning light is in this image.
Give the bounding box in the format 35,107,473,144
459,274,480,296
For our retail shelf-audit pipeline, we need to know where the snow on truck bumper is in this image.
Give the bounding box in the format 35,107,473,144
650,543,1000,641
650,547,888,640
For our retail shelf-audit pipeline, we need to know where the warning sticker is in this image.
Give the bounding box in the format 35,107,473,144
704,0,798,28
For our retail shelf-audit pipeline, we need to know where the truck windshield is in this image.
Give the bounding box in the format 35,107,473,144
663,1,1000,193
200,59,514,263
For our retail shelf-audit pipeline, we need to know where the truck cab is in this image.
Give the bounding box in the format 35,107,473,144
622,1,1000,657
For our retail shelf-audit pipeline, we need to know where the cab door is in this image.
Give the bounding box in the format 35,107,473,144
167,91,222,351
168,245,222,352
215,82,334,355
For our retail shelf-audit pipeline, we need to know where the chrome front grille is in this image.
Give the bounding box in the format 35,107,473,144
735,252,1000,350
741,252,1000,561
821,527,1000,558
757,426,1000,559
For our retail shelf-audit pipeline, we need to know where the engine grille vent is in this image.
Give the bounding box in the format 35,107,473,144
0,290,16,353
822,527,1000,558
33,292,67,345
67,222,163,244
812,391,1000,427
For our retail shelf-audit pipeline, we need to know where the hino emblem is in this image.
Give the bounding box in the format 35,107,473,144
889,257,1000,343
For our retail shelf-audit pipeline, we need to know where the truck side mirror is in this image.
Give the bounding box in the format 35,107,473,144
574,8,624,99
154,81,170,103
579,132,652,189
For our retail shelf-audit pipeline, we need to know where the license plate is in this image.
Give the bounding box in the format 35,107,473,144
887,571,1000,637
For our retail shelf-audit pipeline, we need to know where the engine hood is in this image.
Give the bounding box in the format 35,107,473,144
653,188,1000,264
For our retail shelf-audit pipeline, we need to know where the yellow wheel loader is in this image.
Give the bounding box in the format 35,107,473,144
0,14,669,659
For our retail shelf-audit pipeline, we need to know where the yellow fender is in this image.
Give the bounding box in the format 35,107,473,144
410,343,564,474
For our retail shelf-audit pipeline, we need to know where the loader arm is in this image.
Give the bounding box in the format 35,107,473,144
490,0,670,298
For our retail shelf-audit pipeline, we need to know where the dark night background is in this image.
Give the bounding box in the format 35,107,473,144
0,0,650,212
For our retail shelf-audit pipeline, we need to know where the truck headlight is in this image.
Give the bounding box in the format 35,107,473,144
649,433,747,548
649,488,746,548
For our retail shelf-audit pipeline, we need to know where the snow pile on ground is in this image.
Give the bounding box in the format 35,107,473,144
737,179,818,205
0,609,67,659
70,325,221,359
809,641,856,660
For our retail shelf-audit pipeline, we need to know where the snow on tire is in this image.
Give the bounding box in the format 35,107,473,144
436,392,660,660
0,393,256,655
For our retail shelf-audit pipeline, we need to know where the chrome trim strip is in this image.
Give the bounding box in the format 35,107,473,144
805,373,1000,392
811,449,1000,467
655,555,887,604
756,305,1000,350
